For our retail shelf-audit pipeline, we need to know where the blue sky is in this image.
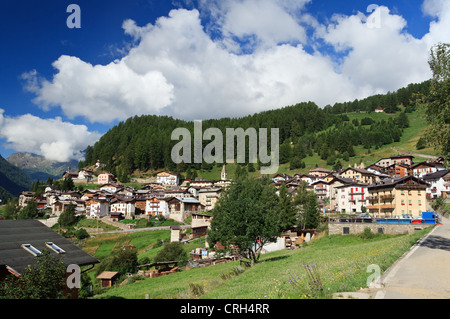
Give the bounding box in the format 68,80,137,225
0,0,449,162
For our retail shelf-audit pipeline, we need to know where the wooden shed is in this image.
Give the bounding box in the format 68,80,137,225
97,271,121,288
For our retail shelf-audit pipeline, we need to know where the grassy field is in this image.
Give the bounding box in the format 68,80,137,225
90,227,433,299
81,229,172,260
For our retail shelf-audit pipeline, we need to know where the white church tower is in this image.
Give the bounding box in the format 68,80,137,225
221,164,227,181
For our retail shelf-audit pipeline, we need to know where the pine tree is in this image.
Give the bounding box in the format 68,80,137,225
278,183,296,230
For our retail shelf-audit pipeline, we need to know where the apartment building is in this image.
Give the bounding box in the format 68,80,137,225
367,176,429,218
335,183,369,214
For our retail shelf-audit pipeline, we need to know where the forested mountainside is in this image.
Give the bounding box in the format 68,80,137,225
80,80,430,179
0,154,33,202
6,152,79,182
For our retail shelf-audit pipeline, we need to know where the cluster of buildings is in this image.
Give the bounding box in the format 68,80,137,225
19,166,230,225
272,155,449,218
18,155,449,224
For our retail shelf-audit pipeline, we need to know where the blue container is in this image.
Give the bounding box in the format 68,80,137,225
422,212,435,219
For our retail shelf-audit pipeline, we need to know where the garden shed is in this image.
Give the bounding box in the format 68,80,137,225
97,271,121,288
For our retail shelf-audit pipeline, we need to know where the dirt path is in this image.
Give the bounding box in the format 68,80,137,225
391,147,438,160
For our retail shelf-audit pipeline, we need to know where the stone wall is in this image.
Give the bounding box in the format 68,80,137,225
328,222,433,236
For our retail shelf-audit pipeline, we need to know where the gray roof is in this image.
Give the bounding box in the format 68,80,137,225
421,169,449,180
0,220,99,275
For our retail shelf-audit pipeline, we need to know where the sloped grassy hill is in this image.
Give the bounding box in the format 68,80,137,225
90,228,431,299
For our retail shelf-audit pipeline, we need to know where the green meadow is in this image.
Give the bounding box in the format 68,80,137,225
88,227,433,299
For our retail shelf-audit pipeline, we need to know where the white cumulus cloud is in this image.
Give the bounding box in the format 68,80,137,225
21,1,450,123
0,109,102,162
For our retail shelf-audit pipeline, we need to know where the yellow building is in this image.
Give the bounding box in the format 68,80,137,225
339,167,378,185
367,176,429,218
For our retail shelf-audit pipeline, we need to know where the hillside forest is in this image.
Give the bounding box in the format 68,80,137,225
79,80,430,181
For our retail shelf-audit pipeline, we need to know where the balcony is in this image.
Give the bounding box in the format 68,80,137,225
366,204,395,210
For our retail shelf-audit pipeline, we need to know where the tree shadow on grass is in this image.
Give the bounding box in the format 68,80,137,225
261,255,290,263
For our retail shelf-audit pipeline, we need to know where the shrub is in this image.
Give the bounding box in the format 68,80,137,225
153,242,189,266
75,228,90,240
359,227,375,240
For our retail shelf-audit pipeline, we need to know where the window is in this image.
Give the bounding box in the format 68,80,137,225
45,242,65,254
22,244,42,257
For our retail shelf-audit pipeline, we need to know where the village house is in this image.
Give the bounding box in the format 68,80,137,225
375,106,384,113
62,171,79,180
272,173,291,183
115,186,136,197
198,187,222,210
411,161,446,178
110,195,136,218
326,176,354,211
384,163,411,178
97,172,115,185
166,197,204,223
335,183,369,214
191,213,212,239
156,171,180,186
99,183,123,194
186,186,200,197
443,171,450,199
373,157,392,168
366,176,429,218
145,196,169,218
390,155,415,167
51,199,85,216
339,167,378,185
421,170,450,199
76,168,94,182
188,179,215,188
59,191,82,200
292,173,318,186
308,168,332,178
164,188,190,198
311,180,331,201
18,191,35,208
0,220,99,298
89,198,110,218
374,155,414,168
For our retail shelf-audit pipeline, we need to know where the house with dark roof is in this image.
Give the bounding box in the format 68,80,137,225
339,167,378,185
411,161,446,178
0,220,99,291
367,176,429,218
421,169,450,199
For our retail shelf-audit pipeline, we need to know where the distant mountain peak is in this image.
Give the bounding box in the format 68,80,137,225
6,152,79,182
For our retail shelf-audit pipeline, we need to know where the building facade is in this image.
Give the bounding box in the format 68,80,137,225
367,176,428,218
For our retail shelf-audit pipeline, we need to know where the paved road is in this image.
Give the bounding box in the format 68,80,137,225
373,216,450,299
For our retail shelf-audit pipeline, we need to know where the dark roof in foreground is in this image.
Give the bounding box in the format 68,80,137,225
0,219,99,275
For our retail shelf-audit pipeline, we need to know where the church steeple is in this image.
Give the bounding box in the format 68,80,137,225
221,164,227,181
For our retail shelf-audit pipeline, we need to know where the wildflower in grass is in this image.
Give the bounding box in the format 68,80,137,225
303,262,323,298
289,262,324,299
